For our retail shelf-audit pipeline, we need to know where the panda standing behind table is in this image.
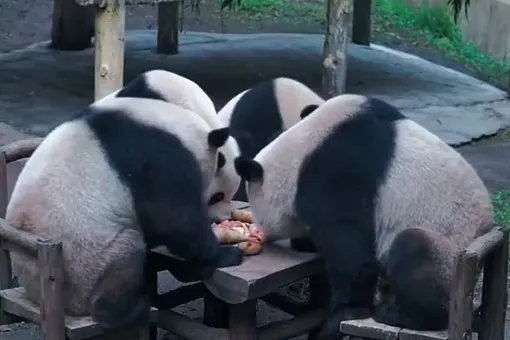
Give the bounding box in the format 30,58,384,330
6,97,243,329
100,69,241,223
217,77,325,202
234,94,493,338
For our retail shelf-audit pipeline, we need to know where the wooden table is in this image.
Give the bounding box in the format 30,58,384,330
147,204,329,340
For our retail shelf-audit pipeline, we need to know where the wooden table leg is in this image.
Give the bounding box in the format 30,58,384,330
228,300,257,340
203,289,228,328
145,261,158,340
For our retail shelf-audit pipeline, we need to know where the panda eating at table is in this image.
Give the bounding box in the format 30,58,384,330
233,93,493,338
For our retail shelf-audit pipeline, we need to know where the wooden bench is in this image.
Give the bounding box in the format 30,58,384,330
338,225,509,340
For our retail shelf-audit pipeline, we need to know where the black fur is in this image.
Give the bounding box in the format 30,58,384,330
217,152,226,170
235,156,264,182
294,99,403,338
374,228,449,330
229,80,284,159
90,247,150,328
80,106,243,269
208,127,230,148
116,73,165,101
300,104,319,119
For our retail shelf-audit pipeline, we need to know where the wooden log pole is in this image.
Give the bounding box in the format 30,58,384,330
448,249,479,340
352,0,372,45
478,229,509,340
51,0,95,51
94,0,126,101
38,239,65,340
157,1,180,55
321,0,353,98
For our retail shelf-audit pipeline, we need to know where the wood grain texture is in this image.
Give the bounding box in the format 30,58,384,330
94,0,126,101
321,0,352,98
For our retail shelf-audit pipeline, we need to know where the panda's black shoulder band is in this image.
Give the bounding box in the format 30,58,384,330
208,127,230,148
234,156,263,182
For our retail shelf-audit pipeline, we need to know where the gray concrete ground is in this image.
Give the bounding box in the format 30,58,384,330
0,31,509,339
0,31,509,145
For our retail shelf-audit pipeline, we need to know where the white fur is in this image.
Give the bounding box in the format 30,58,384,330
245,94,493,252
102,70,241,221
6,97,220,315
217,77,324,129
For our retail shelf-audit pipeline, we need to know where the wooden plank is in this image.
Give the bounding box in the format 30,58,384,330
448,250,479,340
0,287,157,340
478,228,509,340
339,318,400,340
260,291,310,316
399,329,448,340
321,0,352,98
228,300,257,340
258,308,327,340
465,226,504,262
1,137,42,163
157,2,180,55
158,309,228,340
38,240,65,340
94,0,126,101
0,218,41,256
352,0,372,45
152,239,322,304
156,282,205,309
51,0,95,51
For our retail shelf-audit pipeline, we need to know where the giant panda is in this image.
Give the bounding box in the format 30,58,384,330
6,97,243,329
217,77,324,201
102,69,241,222
233,94,493,338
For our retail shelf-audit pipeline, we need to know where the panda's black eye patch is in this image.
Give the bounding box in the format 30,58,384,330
217,152,226,171
208,192,225,206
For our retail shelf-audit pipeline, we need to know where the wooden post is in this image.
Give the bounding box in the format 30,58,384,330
228,300,257,340
145,261,158,340
51,0,95,51
38,239,65,340
478,229,509,340
321,0,353,98
94,0,126,101
0,151,17,325
448,250,479,340
308,274,330,339
204,289,228,328
352,0,371,45
157,1,180,55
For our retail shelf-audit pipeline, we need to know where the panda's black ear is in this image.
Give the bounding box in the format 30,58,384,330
300,104,319,119
208,127,230,148
217,152,226,170
234,156,263,182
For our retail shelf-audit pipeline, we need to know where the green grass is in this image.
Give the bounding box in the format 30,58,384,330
372,0,509,88
492,190,510,228
230,0,509,89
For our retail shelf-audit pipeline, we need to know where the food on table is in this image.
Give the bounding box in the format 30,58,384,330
212,216,265,256
231,209,255,223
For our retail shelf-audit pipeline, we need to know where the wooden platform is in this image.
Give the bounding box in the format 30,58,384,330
340,318,448,340
152,238,323,304
0,287,158,340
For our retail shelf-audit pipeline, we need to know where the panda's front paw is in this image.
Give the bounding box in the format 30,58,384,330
216,245,243,267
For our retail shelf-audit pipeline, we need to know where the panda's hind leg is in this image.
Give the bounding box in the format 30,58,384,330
90,244,150,329
374,227,452,330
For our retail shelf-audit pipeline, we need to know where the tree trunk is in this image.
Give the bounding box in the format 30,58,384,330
321,0,353,99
